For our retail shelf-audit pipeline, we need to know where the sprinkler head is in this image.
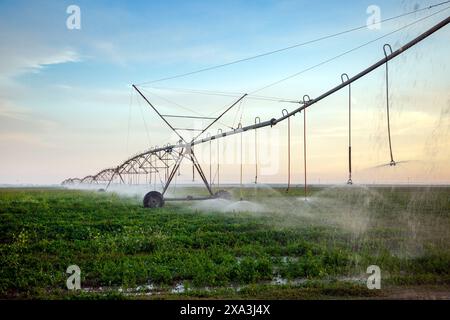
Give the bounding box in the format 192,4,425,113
347,179,353,185
390,160,397,166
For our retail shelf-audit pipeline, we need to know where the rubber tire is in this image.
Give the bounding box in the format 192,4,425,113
143,191,165,208
214,190,232,200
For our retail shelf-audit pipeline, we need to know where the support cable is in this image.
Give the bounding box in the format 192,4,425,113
250,7,450,94
206,133,212,184
383,44,396,166
139,87,233,129
282,109,291,192
133,85,187,143
136,93,152,146
126,88,133,155
193,94,247,141
303,95,311,200
217,128,222,189
238,123,243,201
136,1,450,85
254,117,260,184
341,73,353,184
192,146,195,182
143,86,300,104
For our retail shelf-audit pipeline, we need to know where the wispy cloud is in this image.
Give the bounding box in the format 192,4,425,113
0,47,81,80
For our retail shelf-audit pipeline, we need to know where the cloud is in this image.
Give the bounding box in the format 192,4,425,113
0,47,81,80
0,22,81,154
29,49,80,69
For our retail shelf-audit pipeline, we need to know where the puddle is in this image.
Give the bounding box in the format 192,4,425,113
171,282,186,294
80,274,370,297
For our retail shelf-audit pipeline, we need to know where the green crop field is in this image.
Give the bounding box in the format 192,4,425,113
0,186,449,299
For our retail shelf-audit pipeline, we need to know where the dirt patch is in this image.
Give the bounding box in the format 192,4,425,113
381,286,450,300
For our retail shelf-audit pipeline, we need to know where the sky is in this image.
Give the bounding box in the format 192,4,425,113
0,0,449,185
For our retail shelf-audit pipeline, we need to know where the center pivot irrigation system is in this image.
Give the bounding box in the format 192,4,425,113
62,15,450,208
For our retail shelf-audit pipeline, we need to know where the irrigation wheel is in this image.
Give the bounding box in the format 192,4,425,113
143,191,165,208
214,190,232,200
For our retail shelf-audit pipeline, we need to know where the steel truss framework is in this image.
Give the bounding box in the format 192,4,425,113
62,16,450,207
